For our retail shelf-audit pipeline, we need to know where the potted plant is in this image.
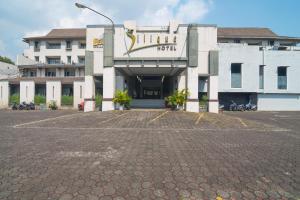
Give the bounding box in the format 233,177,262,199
166,93,177,110
166,89,189,111
176,89,189,110
48,100,58,110
113,90,131,110
199,94,208,112
95,93,102,111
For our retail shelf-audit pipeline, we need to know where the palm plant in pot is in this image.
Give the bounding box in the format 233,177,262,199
166,89,189,111
113,90,131,110
176,89,189,110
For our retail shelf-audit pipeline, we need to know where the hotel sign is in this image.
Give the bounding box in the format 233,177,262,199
124,29,177,55
93,38,104,48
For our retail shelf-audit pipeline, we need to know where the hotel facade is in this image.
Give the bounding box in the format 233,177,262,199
0,21,300,112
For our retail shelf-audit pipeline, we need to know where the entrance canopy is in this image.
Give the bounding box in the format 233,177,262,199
114,57,186,76
116,67,185,76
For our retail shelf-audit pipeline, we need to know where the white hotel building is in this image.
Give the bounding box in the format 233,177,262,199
0,21,300,112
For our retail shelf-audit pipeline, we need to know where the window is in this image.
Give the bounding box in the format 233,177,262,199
79,42,86,49
67,56,71,64
35,56,39,62
269,40,274,46
259,65,264,89
78,56,85,64
64,69,75,77
46,42,61,49
34,41,40,51
45,69,56,77
47,57,61,64
231,63,242,88
278,66,287,89
234,39,241,43
66,41,72,50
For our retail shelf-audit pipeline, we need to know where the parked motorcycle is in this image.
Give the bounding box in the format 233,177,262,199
26,102,35,110
229,100,245,111
245,101,257,111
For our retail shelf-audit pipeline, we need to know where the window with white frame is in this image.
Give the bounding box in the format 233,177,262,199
278,66,287,90
259,65,264,89
231,63,242,88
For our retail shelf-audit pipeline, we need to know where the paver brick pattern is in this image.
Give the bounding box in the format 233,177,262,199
0,110,299,200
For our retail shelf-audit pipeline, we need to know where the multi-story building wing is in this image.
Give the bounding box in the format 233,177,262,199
0,21,299,111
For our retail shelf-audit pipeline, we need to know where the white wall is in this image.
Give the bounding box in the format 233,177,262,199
197,26,218,75
258,94,300,111
24,40,85,64
218,44,261,93
0,81,9,108
218,44,300,94
86,27,104,74
73,81,85,108
46,81,61,107
20,81,35,103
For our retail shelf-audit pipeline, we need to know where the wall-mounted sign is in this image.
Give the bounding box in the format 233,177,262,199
93,38,104,48
124,29,177,55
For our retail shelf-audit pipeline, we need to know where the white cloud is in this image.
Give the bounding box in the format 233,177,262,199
0,0,213,59
175,0,210,23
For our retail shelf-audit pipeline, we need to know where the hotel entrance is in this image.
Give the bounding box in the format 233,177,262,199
128,75,174,108
116,67,184,108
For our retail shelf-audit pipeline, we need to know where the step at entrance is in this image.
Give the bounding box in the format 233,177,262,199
131,99,165,108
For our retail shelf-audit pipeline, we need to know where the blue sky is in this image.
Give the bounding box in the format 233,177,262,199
0,0,299,61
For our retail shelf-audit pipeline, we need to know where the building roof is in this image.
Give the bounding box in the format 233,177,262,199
218,27,300,41
23,27,300,42
23,28,86,42
218,28,278,39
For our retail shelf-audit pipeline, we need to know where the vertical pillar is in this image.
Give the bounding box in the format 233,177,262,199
102,67,115,111
20,81,35,103
0,81,9,108
73,81,85,108
208,76,219,113
102,27,115,111
208,50,219,113
46,81,61,107
186,67,199,112
84,75,95,112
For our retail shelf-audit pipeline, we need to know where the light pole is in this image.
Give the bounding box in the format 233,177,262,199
75,3,115,33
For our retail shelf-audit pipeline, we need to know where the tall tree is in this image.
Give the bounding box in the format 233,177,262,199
0,56,15,65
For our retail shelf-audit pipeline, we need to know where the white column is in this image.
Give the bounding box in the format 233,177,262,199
0,81,9,108
102,67,115,111
46,81,61,107
177,71,186,91
208,75,219,113
20,81,35,103
84,76,95,112
74,81,85,109
186,67,199,112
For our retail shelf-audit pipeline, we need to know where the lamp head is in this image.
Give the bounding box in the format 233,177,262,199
75,3,86,9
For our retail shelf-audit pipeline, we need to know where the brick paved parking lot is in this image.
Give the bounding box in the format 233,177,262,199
0,110,299,200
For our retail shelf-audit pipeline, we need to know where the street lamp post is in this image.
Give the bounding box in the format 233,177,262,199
75,3,115,33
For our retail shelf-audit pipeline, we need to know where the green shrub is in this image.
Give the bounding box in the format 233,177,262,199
9,94,20,104
199,95,208,106
113,90,131,107
166,89,190,109
48,100,58,110
95,94,102,107
34,95,46,105
61,95,73,106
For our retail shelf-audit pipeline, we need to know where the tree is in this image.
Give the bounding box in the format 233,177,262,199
0,56,15,65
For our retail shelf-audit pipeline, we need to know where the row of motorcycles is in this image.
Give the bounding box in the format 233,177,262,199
12,102,35,110
229,100,257,111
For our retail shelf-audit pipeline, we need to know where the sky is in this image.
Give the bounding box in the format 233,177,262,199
0,0,299,61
